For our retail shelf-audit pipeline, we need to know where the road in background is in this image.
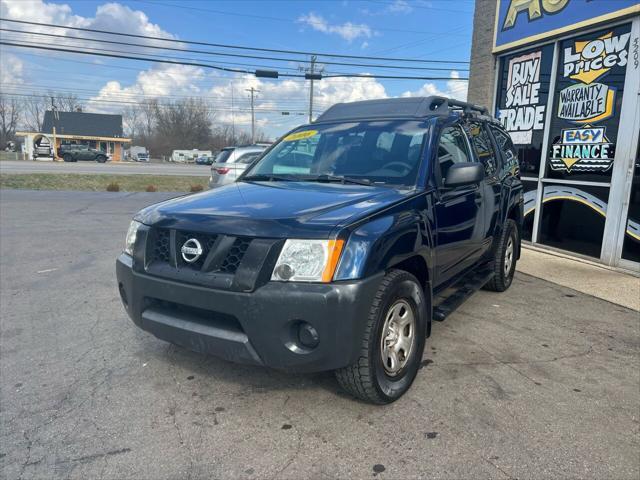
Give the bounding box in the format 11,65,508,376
0,160,210,177
1,190,638,479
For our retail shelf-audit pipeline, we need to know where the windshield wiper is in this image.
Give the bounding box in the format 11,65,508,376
304,174,372,186
242,174,294,182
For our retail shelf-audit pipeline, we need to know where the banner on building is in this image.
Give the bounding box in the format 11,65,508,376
493,0,639,53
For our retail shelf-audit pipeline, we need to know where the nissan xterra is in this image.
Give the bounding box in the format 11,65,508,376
116,96,523,404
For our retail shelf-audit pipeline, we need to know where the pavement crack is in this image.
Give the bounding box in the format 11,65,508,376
68,447,132,464
484,456,513,479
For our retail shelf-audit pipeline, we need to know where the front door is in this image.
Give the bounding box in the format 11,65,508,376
434,124,484,286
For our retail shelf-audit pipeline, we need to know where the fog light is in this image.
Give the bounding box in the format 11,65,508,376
298,322,319,348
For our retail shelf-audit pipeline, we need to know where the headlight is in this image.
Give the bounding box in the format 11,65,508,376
272,239,344,283
124,220,142,256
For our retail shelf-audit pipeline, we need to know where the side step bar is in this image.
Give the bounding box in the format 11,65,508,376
432,268,494,322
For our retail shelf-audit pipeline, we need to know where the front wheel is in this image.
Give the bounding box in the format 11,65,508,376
335,269,427,404
484,219,518,292
96,155,107,163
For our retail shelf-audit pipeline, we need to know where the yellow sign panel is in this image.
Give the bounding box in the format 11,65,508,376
283,130,318,142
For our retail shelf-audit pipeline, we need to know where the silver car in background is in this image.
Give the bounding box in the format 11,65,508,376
208,145,268,188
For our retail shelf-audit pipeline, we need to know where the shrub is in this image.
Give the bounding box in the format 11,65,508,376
190,184,204,192
145,184,158,192
106,182,120,192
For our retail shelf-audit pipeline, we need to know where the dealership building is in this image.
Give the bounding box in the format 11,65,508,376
468,0,639,269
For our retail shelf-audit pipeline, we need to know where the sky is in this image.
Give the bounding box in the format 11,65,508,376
0,0,475,137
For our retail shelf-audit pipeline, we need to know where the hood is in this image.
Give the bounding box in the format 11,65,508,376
136,181,411,238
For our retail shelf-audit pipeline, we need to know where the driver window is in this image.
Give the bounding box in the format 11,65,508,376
438,125,471,183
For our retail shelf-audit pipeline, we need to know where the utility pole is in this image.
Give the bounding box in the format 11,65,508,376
308,55,316,123
51,96,60,161
246,87,259,144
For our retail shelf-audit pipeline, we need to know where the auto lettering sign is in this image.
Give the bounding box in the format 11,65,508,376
493,0,639,53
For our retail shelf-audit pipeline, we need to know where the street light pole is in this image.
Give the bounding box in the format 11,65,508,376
246,87,259,144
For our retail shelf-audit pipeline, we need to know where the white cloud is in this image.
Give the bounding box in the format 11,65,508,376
0,0,176,47
0,52,24,84
401,71,468,101
387,0,413,14
297,12,373,42
87,64,207,112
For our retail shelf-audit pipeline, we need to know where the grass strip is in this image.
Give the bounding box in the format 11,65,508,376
0,173,209,192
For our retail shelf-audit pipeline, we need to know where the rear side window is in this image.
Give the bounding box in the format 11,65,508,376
237,152,261,164
437,125,472,183
489,126,518,171
464,120,498,176
214,149,233,163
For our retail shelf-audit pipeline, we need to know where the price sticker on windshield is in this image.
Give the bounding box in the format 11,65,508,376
283,130,318,142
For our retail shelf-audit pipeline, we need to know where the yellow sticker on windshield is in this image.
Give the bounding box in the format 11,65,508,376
283,130,318,142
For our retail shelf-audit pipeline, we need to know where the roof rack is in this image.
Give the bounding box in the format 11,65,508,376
427,96,489,116
314,96,491,123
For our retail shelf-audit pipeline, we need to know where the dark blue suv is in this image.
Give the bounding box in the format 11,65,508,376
116,96,523,404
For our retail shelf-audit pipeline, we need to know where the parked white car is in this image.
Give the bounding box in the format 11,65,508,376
208,145,267,188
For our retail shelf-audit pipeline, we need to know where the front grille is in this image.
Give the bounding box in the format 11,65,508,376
219,238,251,274
148,228,252,275
152,229,171,263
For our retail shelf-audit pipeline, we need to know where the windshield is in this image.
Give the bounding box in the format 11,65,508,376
243,120,428,186
214,149,233,163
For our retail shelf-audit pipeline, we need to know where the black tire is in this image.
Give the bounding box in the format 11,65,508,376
96,155,107,163
63,153,73,162
335,269,428,404
484,219,518,292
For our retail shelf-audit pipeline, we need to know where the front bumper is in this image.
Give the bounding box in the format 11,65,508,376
116,254,382,373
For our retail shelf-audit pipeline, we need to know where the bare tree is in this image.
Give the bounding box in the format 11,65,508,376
22,95,46,132
151,98,213,155
122,104,142,140
0,94,20,147
21,92,84,132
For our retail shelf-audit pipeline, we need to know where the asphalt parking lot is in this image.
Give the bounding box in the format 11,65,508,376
1,189,638,479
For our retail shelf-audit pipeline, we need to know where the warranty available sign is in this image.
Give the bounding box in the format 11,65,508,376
549,126,614,173
558,31,630,124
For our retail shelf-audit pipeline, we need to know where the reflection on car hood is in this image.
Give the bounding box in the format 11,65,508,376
136,180,413,238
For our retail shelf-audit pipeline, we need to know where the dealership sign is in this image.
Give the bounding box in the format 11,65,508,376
493,0,639,53
556,31,629,123
549,125,614,172
497,51,546,144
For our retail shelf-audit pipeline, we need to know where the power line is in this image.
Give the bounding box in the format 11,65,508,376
0,41,469,81
0,27,469,72
1,91,312,114
132,0,472,37
0,18,469,64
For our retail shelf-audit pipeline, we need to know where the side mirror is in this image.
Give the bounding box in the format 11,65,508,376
444,162,484,188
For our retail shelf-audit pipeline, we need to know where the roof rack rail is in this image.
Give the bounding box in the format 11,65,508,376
314,96,491,123
427,96,489,116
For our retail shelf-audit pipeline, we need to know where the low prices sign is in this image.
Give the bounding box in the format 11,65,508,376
557,31,630,123
549,125,614,172
497,50,547,145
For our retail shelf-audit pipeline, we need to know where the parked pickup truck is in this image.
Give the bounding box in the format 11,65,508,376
116,96,523,404
59,144,109,163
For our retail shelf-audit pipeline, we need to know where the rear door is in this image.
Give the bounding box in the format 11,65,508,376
463,120,502,257
434,123,484,286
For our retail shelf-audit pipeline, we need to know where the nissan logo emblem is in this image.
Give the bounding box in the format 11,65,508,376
181,238,203,263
